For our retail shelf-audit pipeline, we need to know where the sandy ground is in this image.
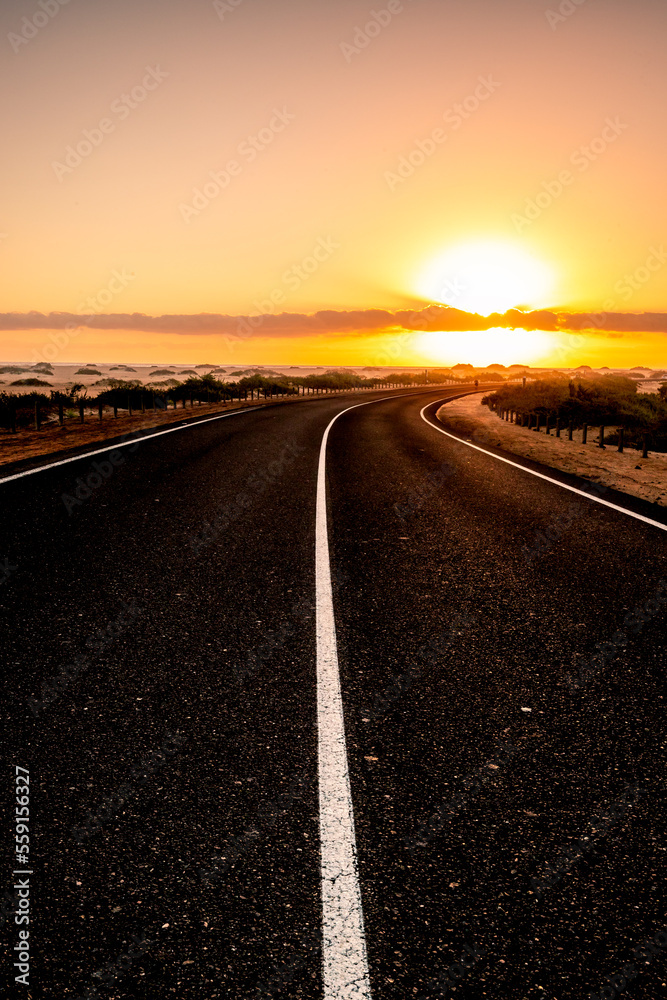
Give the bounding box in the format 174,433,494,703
0,361,426,395
437,393,667,507
2,361,664,396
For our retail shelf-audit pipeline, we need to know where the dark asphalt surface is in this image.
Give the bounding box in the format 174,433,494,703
1,387,666,999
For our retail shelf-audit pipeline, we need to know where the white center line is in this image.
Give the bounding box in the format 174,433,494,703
316,402,375,1000
421,401,667,533
314,388,470,998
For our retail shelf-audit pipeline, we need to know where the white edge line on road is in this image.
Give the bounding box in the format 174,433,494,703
316,390,425,999
421,401,667,533
0,387,438,488
0,406,268,486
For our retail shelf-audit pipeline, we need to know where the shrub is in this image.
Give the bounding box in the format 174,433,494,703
484,376,667,450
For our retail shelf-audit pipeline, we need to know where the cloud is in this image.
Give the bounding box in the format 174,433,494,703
0,307,665,337
0,306,494,334
556,311,667,333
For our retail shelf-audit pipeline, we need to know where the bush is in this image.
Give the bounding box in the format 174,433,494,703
0,391,53,429
484,376,667,450
10,378,52,387
292,372,366,391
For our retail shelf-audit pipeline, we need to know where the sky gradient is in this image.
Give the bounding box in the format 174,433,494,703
2,0,667,367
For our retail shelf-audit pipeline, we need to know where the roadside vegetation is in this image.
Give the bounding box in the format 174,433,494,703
0,368,484,432
483,375,667,451
0,373,296,431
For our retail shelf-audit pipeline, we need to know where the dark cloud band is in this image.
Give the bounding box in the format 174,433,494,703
0,307,664,337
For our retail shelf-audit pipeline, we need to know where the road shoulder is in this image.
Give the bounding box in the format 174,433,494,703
436,393,667,508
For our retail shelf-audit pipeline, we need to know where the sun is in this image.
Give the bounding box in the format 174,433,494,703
415,327,557,367
416,240,555,315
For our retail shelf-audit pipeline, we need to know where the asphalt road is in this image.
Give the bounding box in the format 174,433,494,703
1,387,666,999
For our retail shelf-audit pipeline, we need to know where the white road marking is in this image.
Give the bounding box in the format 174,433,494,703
316,402,375,999
0,387,444,488
0,406,266,486
0,388,437,488
421,402,667,533
314,388,476,998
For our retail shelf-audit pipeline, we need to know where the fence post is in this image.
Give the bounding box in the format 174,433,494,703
618,428,624,453
599,425,605,449
556,418,561,438
642,434,649,459
545,416,550,435
536,414,541,433
79,400,85,424
98,401,103,421
568,420,573,441
582,423,587,444
58,400,64,426
128,395,133,416
113,402,118,418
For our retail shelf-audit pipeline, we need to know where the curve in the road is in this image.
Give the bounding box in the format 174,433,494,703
317,401,376,999
421,398,667,533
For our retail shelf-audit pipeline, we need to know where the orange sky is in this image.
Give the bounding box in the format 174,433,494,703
1,0,666,367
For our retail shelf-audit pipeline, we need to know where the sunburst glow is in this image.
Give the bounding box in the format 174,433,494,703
416,241,555,315
415,327,557,367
